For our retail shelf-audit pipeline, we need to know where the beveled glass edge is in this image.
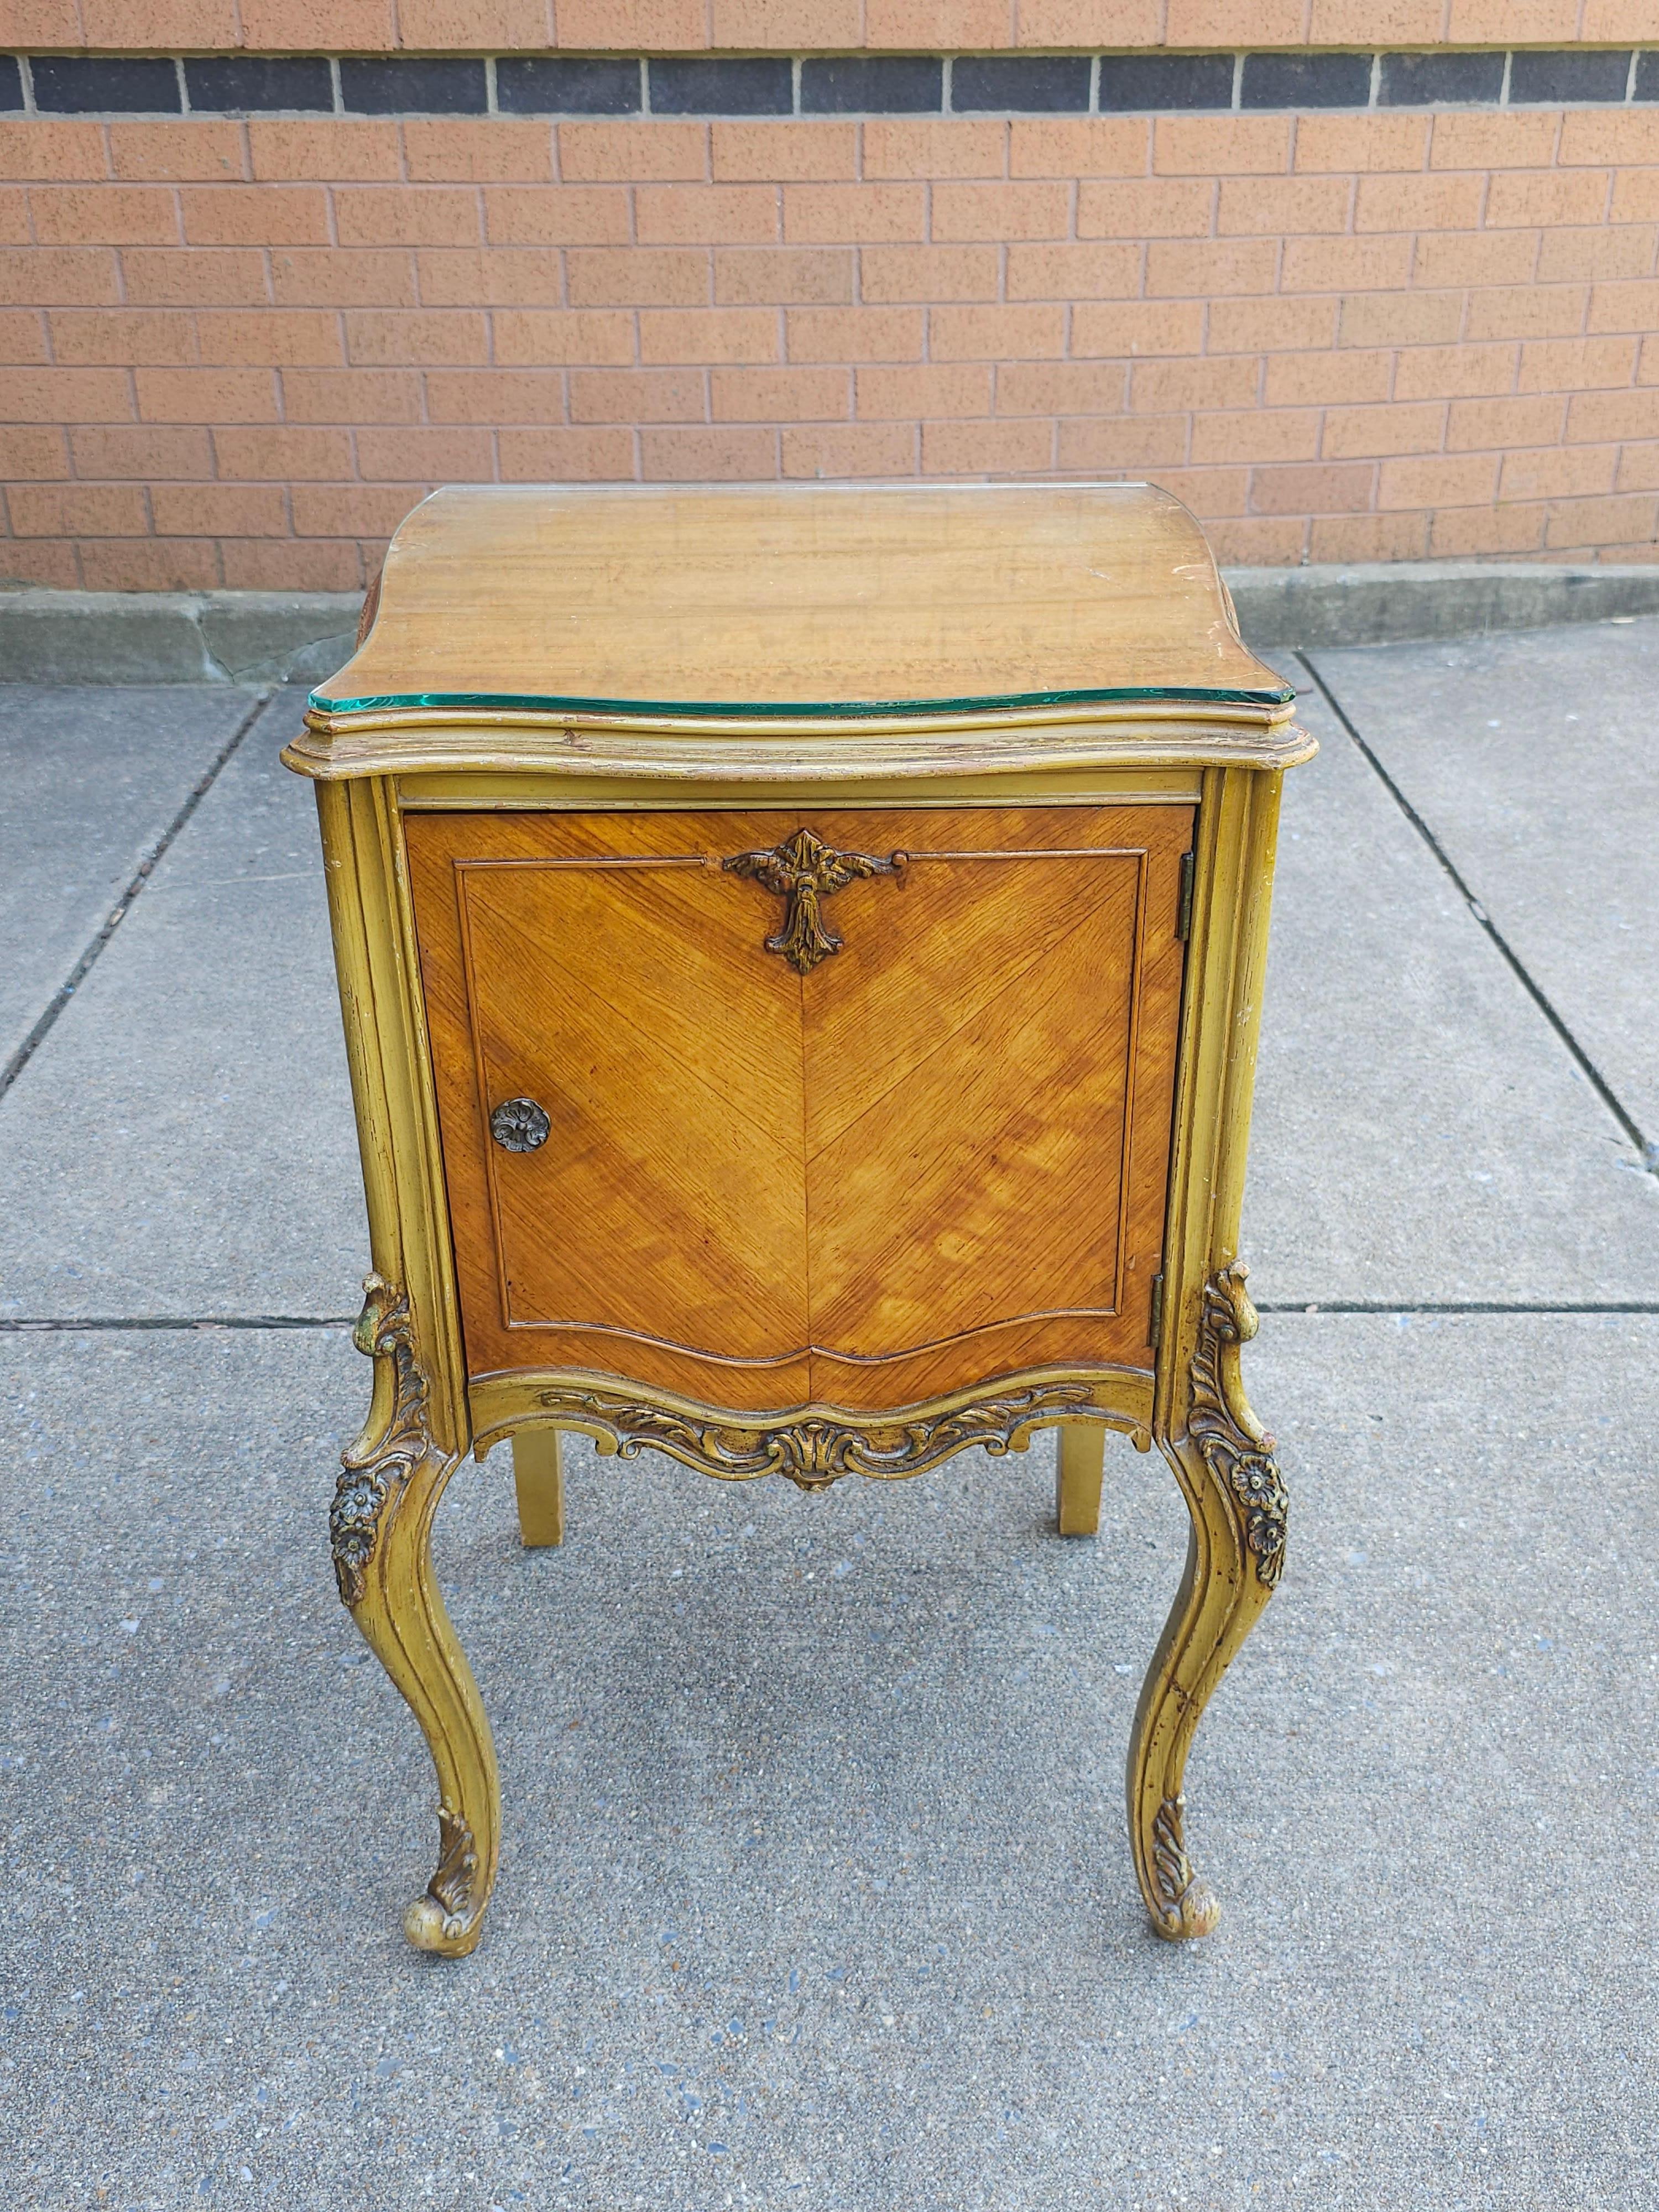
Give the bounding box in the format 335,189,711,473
309,681,1297,720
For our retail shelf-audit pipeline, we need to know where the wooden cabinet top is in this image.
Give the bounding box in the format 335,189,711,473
292,482,1313,785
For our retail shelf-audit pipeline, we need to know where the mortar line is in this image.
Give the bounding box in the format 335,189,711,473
0,688,272,1105
1296,651,1656,1174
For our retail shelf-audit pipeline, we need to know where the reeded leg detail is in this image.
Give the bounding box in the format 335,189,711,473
512,1426,566,1548
1129,1262,1286,1941
331,1274,500,1958
1055,1422,1105,1537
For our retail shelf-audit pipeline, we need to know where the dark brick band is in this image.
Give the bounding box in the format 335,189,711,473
6,48,1656,119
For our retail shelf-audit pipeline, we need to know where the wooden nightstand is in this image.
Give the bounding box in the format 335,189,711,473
284,482,1313,1958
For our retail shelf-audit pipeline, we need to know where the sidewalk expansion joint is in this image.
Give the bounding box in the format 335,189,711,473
0,686,272,1106
1256,1301,1659,1315
0,1315,356,1332
1297,651,1658,1181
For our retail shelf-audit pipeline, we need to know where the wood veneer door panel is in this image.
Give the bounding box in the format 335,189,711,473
406,811,812,1410
796,806,1191,1407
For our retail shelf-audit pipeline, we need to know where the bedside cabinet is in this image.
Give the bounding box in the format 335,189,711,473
284,482,1313,1958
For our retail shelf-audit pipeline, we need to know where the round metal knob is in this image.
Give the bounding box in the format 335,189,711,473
489,1096,550,1153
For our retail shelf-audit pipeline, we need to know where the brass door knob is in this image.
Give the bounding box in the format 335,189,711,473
489,1097,550,1152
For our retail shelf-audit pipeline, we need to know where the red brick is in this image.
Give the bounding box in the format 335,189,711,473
559,123,707,185
0,367,132,421
921,418,1053,474
1519,336,1638,392
712,122,857,184
2,541,82,585
857,245,1000,302
1147,239,1280,298
640,425,777,478
1155,117,1291,179
567,248,709,307
222,538,364,591
1611,170,1659,224
31,187,178,247
1466,287,1589,342
415,251,561,307
1311,0,1441,40
1130,357,1260,411
273,248,416,308
180,186,330,246
636,186,780,246
281,369,422,421
783,186,927,245
1322,402,1447,459
931,181,1068,243
1565,387,1659,442
70,425,212,477
213,425,354,479
1249,462,1376,514
1071,301,1207,357
714,247,854,304
0,425,69,479
1431,112,1559,172
117,248,268,307
484,187,629,246
397,0,552,40
864,120,1006,182
785,306,922,362
857,363,993,419
1377,453,1500,508
48,309,196,364
1168,0,1301,37
249,121,401,185
570,367,705,423
1447,0,1574,34
1008,117,1149,179
109,122,247,185
197,310,342,364
240,0,395,44
491,310,635,364
1295,114,1430,175
1217,177,1351,236
8,482,149,536
293,484,425,536
711,366,849,421
1191,409,1322,465
712,0,859,37
1487,169,1613,230
996,361,1129,415
357,425,494,480
1056,415,1190,470
781,422,917,477
556,0,706,43
1559,113,1659,170
80,0,237,32
1544,492,1659,548
929,302,1065,360
335,189,481,248
1076,179,1213,239
81,539,221,590
344,310,487,365
1004,243,1140,300
497,426,635,479
1446,395,1566,450
405,120,555,184
0,188,24,246
0,4,80,45
639,309,779,364
1500,445,1618,500
1016,0,1160,39
425,370,568,423
1207,516,1310,564
870,0,1013,43
0,122,107,182
134,367,279,422
1354,173,1484,233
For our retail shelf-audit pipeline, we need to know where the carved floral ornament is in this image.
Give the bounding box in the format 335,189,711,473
329,1272,437,1608
1187,1261,1288,1589
722,827,901,974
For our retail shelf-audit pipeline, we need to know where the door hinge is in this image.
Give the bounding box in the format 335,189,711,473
1176,849,1196,941
1148,1271,1165,1350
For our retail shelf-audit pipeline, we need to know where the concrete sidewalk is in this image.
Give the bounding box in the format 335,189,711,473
2,622,1656,2210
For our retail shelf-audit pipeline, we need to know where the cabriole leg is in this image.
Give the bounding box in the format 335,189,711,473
513,1426,566,1548
331,1275,500,1958
1127,1263,1287,1940
1055,1423,1105,1537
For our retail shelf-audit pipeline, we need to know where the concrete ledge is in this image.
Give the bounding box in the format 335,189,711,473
4,562,1659,686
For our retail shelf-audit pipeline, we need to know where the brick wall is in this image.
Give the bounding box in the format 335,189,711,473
3,9,1658,590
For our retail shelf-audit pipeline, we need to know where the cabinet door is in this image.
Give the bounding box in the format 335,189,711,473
406,804,1192,1412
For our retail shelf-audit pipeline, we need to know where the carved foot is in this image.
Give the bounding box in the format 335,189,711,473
403,1804,487,1958
1146,1793,1221,1941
